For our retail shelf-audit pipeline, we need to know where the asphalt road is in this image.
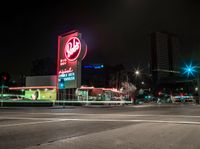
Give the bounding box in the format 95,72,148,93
1,104,200,149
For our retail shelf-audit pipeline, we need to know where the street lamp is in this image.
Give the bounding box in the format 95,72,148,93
135,70,140,76
195,87,198,92
182,63,200,103
183,63,197,77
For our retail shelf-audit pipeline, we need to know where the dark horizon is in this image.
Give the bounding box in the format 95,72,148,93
1,0,200,75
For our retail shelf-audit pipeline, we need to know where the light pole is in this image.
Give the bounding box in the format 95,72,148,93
197,74,200,104
193,67,200,102
134,70,140,88
183,63,200,103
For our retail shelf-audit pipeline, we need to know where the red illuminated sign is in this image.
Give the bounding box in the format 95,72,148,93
64,37,81,61
59,67,73,75
57,30,87,90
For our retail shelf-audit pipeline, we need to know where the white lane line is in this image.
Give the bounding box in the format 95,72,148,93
2,111,200,118
27,112,200,118
0,120,64,128
57,118,200,125
1,117,200,127
0,116,63,121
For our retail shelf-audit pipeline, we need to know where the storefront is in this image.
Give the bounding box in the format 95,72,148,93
9,86,56,100
76,86,123,101
9,75,57,100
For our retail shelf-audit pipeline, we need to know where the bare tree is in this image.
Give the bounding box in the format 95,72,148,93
121,82,137,102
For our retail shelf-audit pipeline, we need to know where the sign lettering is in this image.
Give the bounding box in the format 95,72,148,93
64,37,81,61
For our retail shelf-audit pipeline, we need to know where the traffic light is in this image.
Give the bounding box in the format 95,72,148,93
0,72,10,84
3,76,7,81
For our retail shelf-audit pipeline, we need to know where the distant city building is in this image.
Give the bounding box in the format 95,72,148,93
150,32,180,85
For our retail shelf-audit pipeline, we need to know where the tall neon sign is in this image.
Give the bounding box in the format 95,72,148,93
57,30,87,90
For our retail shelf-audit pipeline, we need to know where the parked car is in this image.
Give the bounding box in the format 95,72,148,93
171,94,194,103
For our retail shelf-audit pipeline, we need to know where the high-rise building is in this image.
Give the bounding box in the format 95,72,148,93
150,32,180,85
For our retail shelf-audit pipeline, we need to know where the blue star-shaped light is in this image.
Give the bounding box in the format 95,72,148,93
182,63,197,77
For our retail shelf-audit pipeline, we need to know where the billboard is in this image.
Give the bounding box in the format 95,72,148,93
57,31,87,89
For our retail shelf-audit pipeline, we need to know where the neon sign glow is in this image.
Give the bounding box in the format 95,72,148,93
64,37,81,61
59,72,75,81
59,67,73,75
60,59,67,66
57,31,87,90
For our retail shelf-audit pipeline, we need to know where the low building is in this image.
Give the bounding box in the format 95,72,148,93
9,75,57,100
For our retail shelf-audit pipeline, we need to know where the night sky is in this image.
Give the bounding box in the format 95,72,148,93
1,0,200,75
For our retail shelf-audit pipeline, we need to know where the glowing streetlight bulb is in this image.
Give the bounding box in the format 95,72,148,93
195,87,198,91
135,70,140,75
182,63,197,77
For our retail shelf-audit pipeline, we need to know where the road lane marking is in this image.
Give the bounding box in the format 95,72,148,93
1,117,200,127
0,120,64,128
0,116,63,121
2,112,200,118
27,113,200,118
54,118,200,125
